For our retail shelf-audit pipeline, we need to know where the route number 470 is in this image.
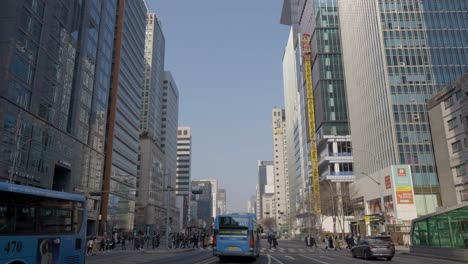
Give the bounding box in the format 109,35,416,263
4,241,23,254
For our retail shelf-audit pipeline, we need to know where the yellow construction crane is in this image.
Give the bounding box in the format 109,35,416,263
302,33,321,215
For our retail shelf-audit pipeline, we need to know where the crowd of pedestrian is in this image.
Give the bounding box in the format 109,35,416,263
86,230,213,256
303,234,361,251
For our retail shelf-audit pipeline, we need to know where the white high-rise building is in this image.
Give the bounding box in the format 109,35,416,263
272,108,290,232
256,161,275,223
280,3,313,236
176,127,192,229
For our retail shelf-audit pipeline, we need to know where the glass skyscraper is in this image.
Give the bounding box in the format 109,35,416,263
0,0,117,235
103,0,147,233
339,0,468,215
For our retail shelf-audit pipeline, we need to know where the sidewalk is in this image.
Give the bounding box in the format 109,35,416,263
395,245,410,255
86,246,196,258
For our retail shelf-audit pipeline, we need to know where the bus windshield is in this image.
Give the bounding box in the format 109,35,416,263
219,216,249,236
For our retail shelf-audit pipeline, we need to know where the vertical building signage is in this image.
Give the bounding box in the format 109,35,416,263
385,175,391,189
392,166,414,204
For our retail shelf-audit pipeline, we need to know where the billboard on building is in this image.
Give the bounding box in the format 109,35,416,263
392,166,414,204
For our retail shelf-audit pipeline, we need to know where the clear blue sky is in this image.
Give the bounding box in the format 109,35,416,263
148,1,289,212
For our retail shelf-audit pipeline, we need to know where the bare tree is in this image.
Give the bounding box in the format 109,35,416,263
262,217,277,231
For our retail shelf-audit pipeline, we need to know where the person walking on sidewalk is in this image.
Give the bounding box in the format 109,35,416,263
99,238,105,252
328,236,334,250
121,237,126,250
87,238,93,255
91,238,98,255
305,235,310,247
323,235,330,251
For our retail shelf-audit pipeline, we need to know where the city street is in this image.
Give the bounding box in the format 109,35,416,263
85,240,463,264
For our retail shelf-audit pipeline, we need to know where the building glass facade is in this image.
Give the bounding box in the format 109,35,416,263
339,0,468,215
106,0,147,233
141,13,165,141
311,0,348,136
0,0,117,235
162,72,179,197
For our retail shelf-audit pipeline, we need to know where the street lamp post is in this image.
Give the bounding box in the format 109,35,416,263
165,185,172,249
361,172,389,236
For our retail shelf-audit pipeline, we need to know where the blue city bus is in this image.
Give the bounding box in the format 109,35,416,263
213,213,261,262
0,182,87,264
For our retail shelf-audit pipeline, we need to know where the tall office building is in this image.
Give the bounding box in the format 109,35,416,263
339,0,468,215
281,1,356,236
280,24,308,235
190,180,213,228
161,72,179,195
135,13,166,234
140,14,165,142
0,0,117,235
102,0,147,233
256,160,275,222
309,0,354,183
272,108,290,233
176,127,192,228
217,189,227,215
161,71,180,229
247,195,256,214
200,179,218,218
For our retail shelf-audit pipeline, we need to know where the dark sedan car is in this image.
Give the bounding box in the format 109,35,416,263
351,236,395,261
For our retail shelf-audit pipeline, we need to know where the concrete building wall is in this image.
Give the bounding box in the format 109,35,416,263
428,74,468,206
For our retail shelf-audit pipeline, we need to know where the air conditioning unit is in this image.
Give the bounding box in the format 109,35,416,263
413,114,420,120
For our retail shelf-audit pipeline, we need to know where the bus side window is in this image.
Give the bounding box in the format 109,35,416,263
16,206,36,232
0,204,15,233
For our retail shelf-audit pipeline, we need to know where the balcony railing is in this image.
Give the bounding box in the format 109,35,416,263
329,152,353,157
330,171,354,176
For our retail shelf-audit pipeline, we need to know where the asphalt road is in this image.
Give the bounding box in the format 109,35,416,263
86,240,463,264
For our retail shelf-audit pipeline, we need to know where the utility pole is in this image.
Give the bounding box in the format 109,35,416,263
165,185,171,249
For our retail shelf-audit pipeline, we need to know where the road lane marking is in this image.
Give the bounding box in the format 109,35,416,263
285,255,295,260
299,254,330,264
267,254,272,264
195,257,218,264
319,255,333,260
270,255,285,264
